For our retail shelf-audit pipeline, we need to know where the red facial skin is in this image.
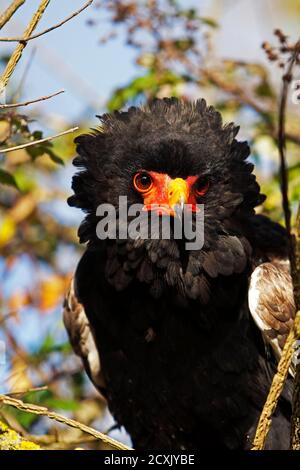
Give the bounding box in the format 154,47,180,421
134,171,207,215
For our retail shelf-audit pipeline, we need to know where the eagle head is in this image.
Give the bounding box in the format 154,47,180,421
68,98,265,304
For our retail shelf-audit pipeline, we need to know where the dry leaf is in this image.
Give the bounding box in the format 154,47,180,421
0,119,11,144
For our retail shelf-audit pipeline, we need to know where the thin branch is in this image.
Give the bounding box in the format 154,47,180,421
285,132,300,147
6,386,48,397
0,127,79,154
0,89,65,109
291,204,300,448
251,327,297,449
0,394,132,450
277,43,300,236
0,0,25,30
0,0,94,42
252,38,300,451
0,0,51,93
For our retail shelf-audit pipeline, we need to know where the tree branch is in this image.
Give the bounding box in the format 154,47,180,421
0,0,25,30
252,38,300,451
291,209,300,449
285,132,300,147
0,0,93,42
0,89,65,109
251,327,297,449
0,395,131,450
0,127,79,154
277,43,300,235
0,0,50,93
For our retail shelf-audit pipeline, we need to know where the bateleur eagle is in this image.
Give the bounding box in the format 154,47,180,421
64,98,296,450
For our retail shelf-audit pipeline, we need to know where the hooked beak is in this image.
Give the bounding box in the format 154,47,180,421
141,172,200,216
142,175,199,216
167,178,189,216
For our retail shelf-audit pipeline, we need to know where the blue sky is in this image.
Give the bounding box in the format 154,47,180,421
1,0,138,121
1,0,299,128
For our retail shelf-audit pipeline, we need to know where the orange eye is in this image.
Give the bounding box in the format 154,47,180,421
194,176,209,197
133,172,153,193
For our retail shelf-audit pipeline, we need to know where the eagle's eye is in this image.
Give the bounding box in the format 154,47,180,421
133,172,153,193
194,176,209,197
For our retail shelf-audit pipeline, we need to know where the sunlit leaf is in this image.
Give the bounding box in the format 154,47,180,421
200,17,219,28
0,216,16,247
45,398,80,412
38,274,69,311
47,149,64,166
0,119,11,144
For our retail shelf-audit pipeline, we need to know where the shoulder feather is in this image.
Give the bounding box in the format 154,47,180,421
63,279,106,396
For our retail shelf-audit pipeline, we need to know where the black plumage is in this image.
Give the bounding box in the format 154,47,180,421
65,98,294,450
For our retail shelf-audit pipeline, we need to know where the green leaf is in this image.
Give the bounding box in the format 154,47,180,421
107,70,184,111
27,142,64,165
0,54,11,66
200,17,219,28
4,407,38,429
34,335,71,361
0,168,19,189
27,144,48,160
32,130,43,140
47,149,65,166
255,80,275,98
45,398,80,412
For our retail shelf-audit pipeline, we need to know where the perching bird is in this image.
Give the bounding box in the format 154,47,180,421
64,98,296,450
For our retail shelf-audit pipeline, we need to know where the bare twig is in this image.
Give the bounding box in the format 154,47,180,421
277,42,300,235
6,386,48,397
0,0,25,30
285,132,300,147
0,1,93,42
0,127,79,154
0,394,132,450
251,327,297,449
0,0,51,93
252,38,300,451
0,89,65,109
277,41,300,450
291,212,300,448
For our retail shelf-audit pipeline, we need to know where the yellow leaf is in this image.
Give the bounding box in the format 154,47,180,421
0,119,11,144
0,216,16,247
9,193,37,223
38,275,69,311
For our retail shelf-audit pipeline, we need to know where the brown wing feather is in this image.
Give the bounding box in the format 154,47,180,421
248,259,296,372
63,279,106,396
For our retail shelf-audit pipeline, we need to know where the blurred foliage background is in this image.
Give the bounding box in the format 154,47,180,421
0,0,299,449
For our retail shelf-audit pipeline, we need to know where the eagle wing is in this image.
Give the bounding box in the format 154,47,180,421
248,259,296,371
63,279,106,397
